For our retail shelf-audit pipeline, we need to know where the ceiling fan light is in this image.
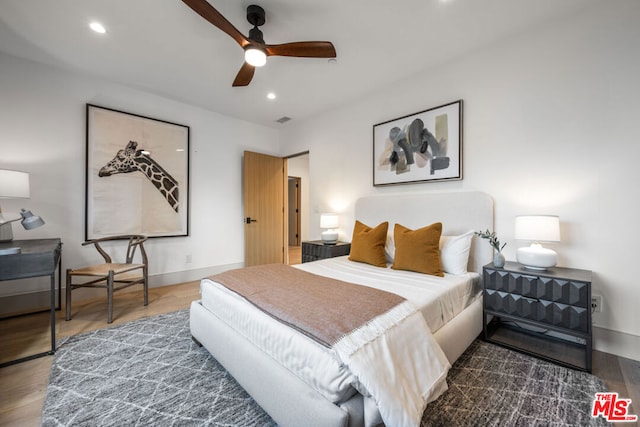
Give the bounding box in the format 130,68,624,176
89,21,106,34
244,47,267,67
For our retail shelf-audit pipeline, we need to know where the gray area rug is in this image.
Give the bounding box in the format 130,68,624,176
42,309,607,426
422,340,607,427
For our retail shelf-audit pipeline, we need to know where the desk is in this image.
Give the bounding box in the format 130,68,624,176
0,238,62,367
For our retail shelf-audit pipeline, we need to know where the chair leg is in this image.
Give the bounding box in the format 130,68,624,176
65,269,72,321
143,266,148,306
107,270,114,324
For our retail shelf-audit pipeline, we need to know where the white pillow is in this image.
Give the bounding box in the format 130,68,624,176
440,230,474,275
385,231,395,264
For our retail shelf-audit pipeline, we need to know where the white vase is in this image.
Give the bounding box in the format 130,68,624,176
493,252,506,268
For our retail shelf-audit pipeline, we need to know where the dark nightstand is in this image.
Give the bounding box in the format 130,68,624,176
301,241,351,263
482,261,593,372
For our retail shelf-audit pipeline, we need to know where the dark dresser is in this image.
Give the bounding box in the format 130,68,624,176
301,241,351,263
483,261,592,372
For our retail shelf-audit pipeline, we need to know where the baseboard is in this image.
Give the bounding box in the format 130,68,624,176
593,326,640,362
148,263,244,287
0,263,244,318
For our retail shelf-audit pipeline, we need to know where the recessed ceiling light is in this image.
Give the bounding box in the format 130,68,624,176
267,92,276,100
89,21,106,34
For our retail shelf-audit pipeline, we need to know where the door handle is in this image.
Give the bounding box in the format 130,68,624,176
245,217,258,224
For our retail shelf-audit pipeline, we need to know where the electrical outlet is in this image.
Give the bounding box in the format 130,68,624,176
591,295,603,313
186,254,192,264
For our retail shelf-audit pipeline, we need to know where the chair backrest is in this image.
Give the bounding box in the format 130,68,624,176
83,235,148,265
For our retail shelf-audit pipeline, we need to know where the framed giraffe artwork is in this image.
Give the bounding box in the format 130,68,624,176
85,104,189,239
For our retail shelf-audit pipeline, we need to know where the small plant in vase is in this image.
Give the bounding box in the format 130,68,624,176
475,229,507,268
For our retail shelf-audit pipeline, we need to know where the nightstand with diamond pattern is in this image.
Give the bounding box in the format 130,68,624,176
301,241,351,263
482,261,592,372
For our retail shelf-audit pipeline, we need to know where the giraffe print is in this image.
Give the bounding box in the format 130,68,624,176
99,141,180,212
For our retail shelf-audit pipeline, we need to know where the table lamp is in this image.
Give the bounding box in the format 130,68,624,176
0,169,45,246
514,215,560,270
320,213,339,245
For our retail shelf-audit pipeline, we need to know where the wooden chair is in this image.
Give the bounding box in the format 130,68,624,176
66,235,148,323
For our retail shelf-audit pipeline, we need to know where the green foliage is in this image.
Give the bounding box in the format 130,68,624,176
475,229,507,253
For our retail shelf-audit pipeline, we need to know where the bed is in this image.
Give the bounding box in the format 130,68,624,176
190,191,493,427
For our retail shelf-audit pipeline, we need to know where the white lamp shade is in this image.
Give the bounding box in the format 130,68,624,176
515,215,560,270
0,170,30,198
244,47,267,67
320,213,339,229
320,213,339,244
514,215,560,242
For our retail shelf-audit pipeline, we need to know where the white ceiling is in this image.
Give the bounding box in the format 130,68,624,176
0,0,597,128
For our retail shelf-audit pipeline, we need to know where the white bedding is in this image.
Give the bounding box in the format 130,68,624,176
201,274,356,403
199,256,480,425
295,256,481,333
332,301,449,426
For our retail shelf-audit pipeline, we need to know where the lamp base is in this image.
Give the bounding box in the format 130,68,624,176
321,230,338,245
516,243,557,270
0,222,14,243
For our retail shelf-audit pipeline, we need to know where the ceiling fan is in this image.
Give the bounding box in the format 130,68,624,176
182,0,337,87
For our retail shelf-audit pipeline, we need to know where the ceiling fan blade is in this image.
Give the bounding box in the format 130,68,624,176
232,62,256,87
265,41,336,58
182,0,250,48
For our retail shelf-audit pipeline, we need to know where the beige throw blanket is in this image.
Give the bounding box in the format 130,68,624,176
209,263,406,347
209,263,451,426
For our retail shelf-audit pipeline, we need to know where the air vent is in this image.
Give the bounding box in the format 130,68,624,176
275,116,292,124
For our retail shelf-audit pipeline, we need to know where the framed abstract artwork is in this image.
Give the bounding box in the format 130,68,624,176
85,104,190,239
373,100,462,186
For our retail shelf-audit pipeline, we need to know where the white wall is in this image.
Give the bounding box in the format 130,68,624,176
0,52,281,304
281,1,640,360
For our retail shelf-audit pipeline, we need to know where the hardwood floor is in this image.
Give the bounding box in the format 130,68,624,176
0,281,200,427
1,280,638,427
288,245,302,265
593,350,640,426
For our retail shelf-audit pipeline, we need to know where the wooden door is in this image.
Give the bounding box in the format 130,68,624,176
288,177,301,246
243,151,287,266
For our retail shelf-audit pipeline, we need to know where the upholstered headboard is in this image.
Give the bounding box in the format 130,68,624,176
354,191,494,274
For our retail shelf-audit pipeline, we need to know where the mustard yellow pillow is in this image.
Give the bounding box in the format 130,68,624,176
391,222,444,276
348,220,389,267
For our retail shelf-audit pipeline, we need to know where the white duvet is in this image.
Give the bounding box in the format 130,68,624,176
296,256,481,333
200,257,480,426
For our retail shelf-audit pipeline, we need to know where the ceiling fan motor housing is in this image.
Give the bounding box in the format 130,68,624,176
247,5,265,27
248,27,265,44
